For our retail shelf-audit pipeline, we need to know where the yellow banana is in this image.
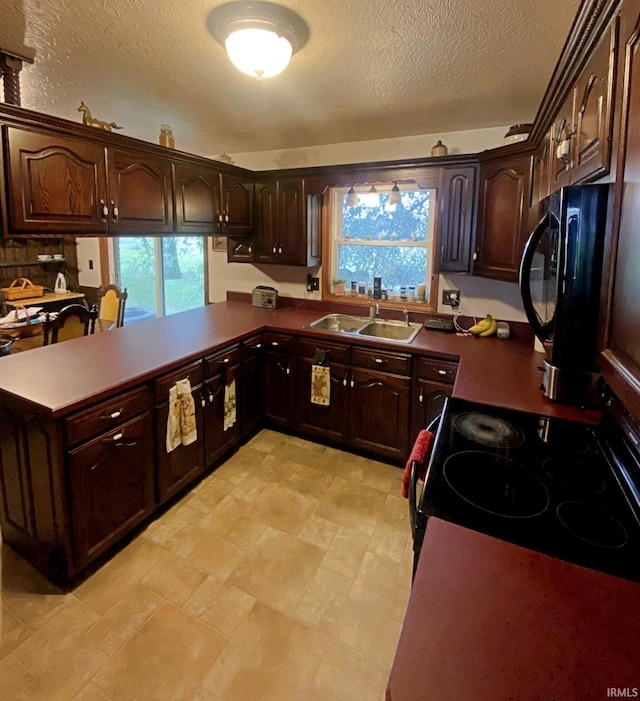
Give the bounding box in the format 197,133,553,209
479,317,499,337
469,314,493,335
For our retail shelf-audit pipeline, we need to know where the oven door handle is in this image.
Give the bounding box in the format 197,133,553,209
409,414,441,537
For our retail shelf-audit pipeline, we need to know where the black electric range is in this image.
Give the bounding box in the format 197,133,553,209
413,397,640,583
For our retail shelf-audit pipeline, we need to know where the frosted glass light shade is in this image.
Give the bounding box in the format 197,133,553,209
225,28,293,78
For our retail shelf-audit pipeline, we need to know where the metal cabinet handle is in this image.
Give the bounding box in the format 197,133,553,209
111,432,123,441
208,392,214,403
374,358,385,364
271,341,279,346
343,376,348,386
100,198,109,221
441,245,446,262
272,246,277,254
110,200,119,222
225,214,229,223
200,393,206,408
350,378,355,388
473,248,480,261
278,246,283,254
218,213,224,223
286,365,291,375
419,391,424,404
248,245,252,253
251,343,262,349
437,369,447,375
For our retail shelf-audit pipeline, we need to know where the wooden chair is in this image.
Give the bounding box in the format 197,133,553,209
97,284,128,327
43,304,97,345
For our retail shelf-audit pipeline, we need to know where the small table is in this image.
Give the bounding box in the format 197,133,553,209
4,291,86,310
4,318,115,354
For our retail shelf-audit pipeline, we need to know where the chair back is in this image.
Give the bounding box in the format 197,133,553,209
98,284,127,327
43,304,97,345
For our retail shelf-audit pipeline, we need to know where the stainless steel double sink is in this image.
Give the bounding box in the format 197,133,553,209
308,313,422,345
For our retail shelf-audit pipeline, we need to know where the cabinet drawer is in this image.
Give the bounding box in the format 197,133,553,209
154,360,203,403
351,346,411,376
242,334,264,360
297,336,350,364
204,345,240,377
262,332,294,354
65,385,151,447
415,357,458,385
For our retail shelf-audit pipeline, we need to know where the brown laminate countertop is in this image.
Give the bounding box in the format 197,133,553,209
386,518,640,701
0,300,602,422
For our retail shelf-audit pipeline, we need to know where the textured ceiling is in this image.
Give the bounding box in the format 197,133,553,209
0,0,580,158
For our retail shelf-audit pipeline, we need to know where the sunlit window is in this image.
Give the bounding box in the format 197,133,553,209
329,185,436,303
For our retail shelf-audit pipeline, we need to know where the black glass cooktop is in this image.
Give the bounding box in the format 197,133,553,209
418,398,640,583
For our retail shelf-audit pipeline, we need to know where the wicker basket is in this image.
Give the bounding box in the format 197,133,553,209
2,277,45,301
0,305,43,339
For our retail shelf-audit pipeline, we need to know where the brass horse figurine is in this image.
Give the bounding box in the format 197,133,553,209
77,102,123,131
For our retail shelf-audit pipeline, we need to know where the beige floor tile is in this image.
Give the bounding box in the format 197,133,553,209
72,683,111,700
0,604,34,661
268,440,331,470
349,550,403,611
93,602,227,701
141,550,209,606
334,598,403,667
315,476,387,535
165,527,246,579
383,491,409,520
73,537,165,615
143,502,207,546
228,527,324,614
298,513,340,550
0,654,34,701
185,578,256,637
321,526,371,578
294,565,353,630
251,482,318,535
184,478,235,514
244,430,280,453
20,634,109,701
363,460,400,493
202,601,328,700
288,462,335,498
198,510,267,550
12,597,100,677
314,639,389,701
84,583,164,657
368,513,411,564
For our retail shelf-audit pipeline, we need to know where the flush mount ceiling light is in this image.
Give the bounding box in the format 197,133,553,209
207,1,309,79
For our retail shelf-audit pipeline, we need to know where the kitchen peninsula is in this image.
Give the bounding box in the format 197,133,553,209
0,298,601,586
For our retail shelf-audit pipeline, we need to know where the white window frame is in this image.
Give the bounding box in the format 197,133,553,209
328,184,437,306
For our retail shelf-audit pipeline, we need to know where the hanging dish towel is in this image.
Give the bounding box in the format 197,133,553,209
310,349,331,406
166,378,198,452
224,365,237,431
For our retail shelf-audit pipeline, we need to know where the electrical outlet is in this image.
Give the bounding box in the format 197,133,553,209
442,289,461,306
306,275,320,292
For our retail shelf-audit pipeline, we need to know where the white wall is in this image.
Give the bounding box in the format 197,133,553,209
76,237,102,287
230,126,509,170
437,273,527,322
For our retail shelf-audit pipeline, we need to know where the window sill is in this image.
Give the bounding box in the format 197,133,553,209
323,293,436,314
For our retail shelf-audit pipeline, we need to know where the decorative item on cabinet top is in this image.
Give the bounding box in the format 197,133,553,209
431,140,448,157
77,102,123,131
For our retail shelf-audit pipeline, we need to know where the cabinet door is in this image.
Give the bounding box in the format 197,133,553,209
155,387,205,504
277,177,306,265
296,356,350,445
174,163,221,233
263,335,293,428
242,335,264,435
410,379,451,449
203,367,242,467
571,21,618,183
531,131,552,205
438,167,476,272
550,91,576,191
227,236,255,263
349,367,410,461
107,148,174,234
474,153,532,282
221,174,254,236
5,127,108,234
69,413,155,568
254,181,278,263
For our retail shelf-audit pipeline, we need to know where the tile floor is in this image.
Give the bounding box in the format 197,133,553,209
0,430,414,700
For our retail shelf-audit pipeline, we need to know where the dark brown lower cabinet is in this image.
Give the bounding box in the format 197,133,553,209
69,413,155,569
410,357,458,446
154,361,205,505
263,333,294,428
242,335,264,435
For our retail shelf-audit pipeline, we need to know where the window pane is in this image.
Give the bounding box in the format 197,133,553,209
341,192,430,242
114,237,158,324
337,244,429,292
162,237,204,316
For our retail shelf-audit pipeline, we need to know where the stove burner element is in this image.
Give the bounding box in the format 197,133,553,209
557,502,628,549
454,413,524,448
537,417,590,454
443,450,549,518
544,457,606,494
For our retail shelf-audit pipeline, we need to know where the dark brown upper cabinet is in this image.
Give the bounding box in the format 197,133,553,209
5,126,174,235
437,166,477,273
473,150,533,282
220,173,254,237
173,163,221,234
254,177,320,266
549,20,618,192
531,130,553,205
